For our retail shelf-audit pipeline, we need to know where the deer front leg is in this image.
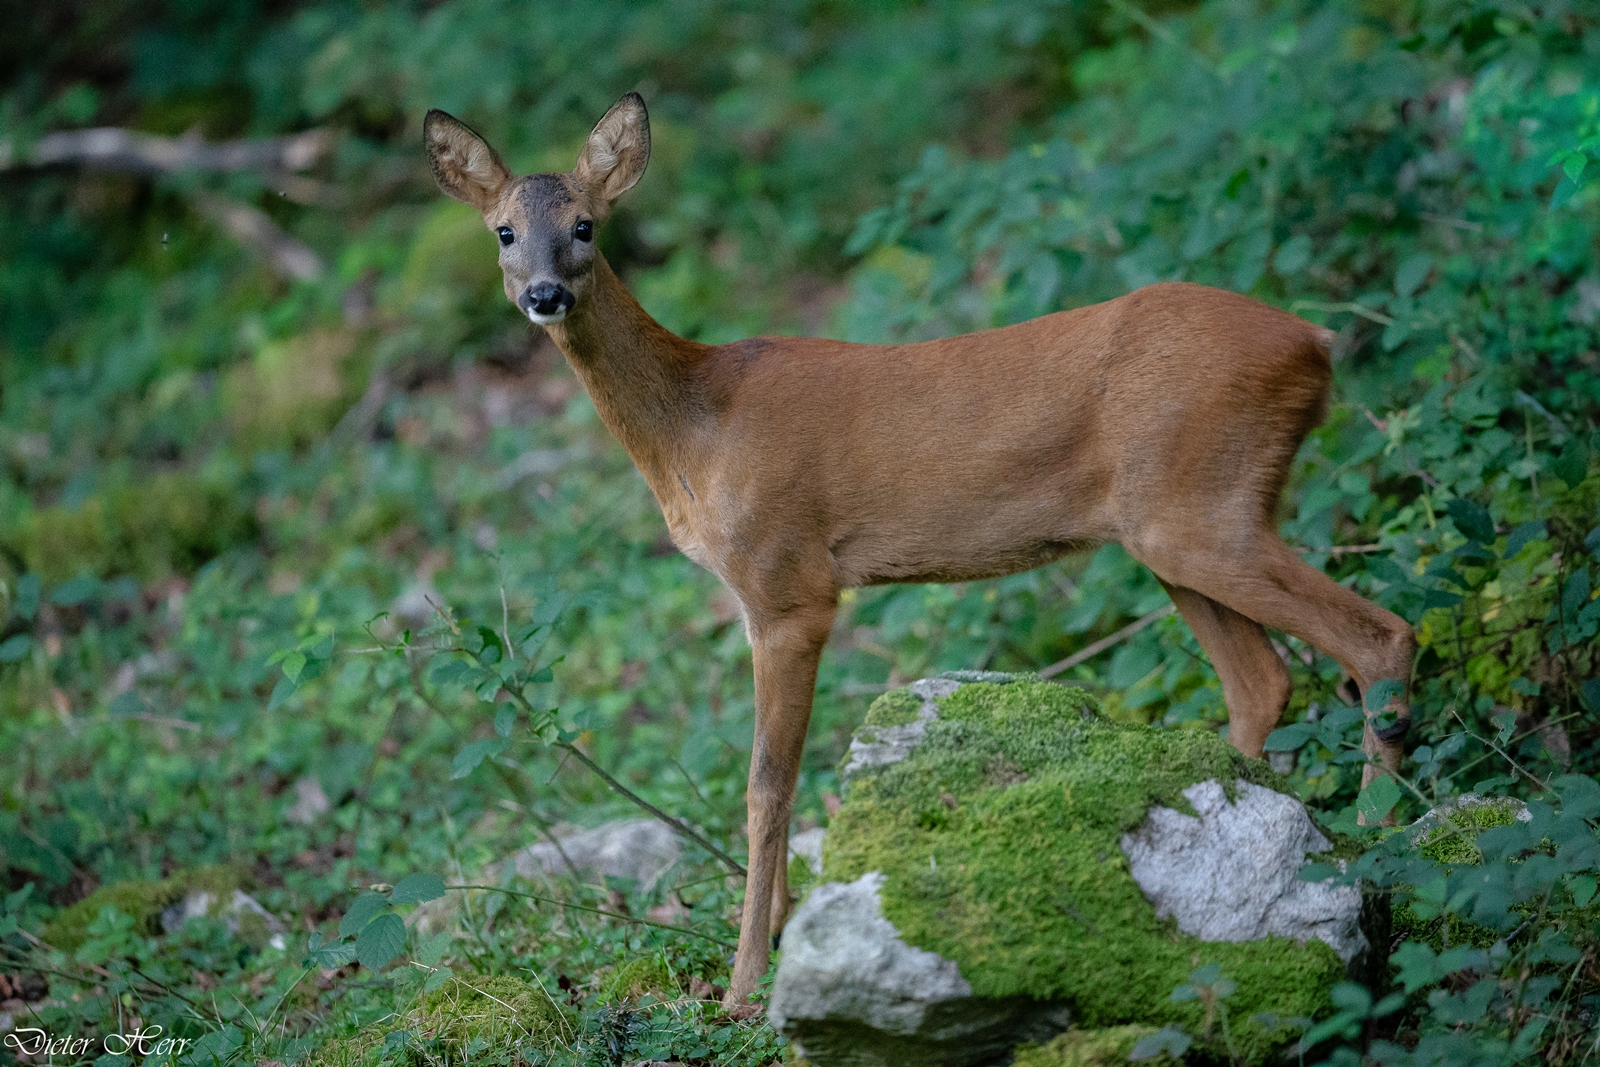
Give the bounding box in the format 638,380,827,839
724,599,835,1008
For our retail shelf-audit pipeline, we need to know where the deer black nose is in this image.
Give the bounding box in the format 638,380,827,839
524,282,574,316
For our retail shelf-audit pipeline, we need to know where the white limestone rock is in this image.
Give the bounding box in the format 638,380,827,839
1120,779,1365,962
770,873,1071,1067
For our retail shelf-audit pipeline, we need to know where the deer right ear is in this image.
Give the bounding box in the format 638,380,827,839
424,110,513,213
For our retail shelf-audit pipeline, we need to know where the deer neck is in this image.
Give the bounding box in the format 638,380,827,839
543,254,710,491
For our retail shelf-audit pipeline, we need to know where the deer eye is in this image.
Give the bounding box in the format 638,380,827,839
573,219,593,242
496,227,514,246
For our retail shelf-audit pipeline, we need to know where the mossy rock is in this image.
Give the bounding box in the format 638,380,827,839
775,677,1358,1065
43,867,245,951
1393,794,1532,950
1011,1025,1170,1066
7,470,255,581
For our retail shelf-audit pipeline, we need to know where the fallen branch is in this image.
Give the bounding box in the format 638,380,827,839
191,192,324,281
1039,604,1175,679
0,126,332,175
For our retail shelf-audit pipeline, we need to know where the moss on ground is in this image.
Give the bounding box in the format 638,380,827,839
43,867,245,951
416,974,571,1048
823,679,1342,1062
598,955,676,1003
1011,1025,1168,1066
306,974,573,1067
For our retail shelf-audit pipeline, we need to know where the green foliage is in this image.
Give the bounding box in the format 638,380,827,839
3,0,1600,1064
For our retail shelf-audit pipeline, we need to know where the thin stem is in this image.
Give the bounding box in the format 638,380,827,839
503,687,746,877
1449,707,1550,793
448,885,735,949
552,738,747,877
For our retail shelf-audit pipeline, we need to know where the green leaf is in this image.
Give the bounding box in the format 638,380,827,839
1444,497,1495,543
1395,253,1434,297
355,911,407,970
1363,678,1402,714
189,1025,243,1062
0,634,31,663
1555,438,1590,487
338,890,391,939
450,737,508,779
494,704,516,738
1504,519,1548,559
280,650,307,683
1130,1025,1191,1061
13,574,40,620
415,930,453,966
390,872,447,905
267,676,297,711
423,965,456,993
1571,874,1597,907
1273,234,1312,275
1356,774,1401,824
1263,722,1317,751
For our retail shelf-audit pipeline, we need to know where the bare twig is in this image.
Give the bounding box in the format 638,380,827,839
1039,604,1175,679
551,737,747,877
1290,299,1396,326
1296,543,1385,556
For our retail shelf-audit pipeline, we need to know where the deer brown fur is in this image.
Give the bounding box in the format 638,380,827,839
424,92,1418,1005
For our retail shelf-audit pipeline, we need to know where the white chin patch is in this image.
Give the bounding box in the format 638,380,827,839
526,308,567,326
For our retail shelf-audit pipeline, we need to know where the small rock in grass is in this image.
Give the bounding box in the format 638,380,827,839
504,818,682,890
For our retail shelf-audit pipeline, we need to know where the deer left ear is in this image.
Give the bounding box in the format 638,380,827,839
424,109,513,214
574,92,651,210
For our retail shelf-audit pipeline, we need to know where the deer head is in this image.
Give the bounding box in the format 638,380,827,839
423,92,651,325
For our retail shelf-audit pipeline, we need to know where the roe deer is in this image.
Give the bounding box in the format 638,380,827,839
424,92,1417,1005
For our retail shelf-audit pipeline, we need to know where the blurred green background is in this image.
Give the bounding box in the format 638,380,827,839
1,0,1599,1062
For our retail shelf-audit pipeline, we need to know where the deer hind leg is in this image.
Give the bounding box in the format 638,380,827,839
1132,532,1416,783
1158,580,1292,758
724,597,835,1007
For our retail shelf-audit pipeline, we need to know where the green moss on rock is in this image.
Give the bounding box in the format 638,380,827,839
823,680,1342,1062
1394,795,1530,950
43,867,244,951
1011,1025,1167,1066
864,688,924,728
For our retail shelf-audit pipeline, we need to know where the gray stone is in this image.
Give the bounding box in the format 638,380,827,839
160,889,287,951
770,873,1071,1067
286,775,331,825
839,679,959,779
506,818,682,891
1120,779,1365,963
789,827,827,876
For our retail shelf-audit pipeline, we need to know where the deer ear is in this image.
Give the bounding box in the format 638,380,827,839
573,92,650,209
424,109,513,213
